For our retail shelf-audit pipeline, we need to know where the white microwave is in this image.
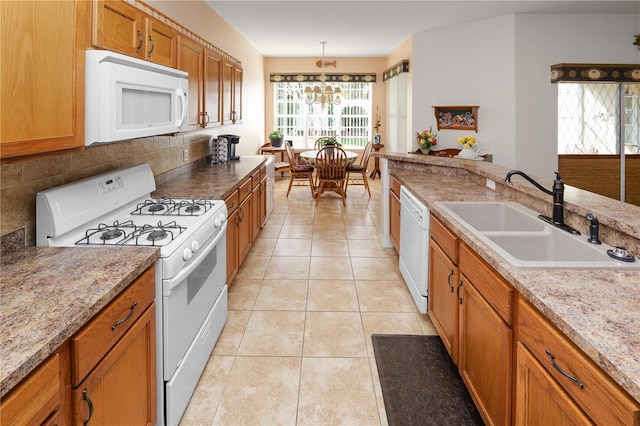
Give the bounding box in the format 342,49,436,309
85,50,188,146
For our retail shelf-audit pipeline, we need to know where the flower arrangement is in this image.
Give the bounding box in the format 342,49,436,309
416,127,438,149
457,136,477,149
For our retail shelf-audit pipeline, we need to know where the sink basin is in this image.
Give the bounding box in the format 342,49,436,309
437,201,639,269
438,202,545,232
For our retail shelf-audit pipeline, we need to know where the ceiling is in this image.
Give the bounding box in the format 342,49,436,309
205,1,639,57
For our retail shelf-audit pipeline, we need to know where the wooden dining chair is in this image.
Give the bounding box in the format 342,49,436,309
285,143,315,198
314,146,348,206
345,141,373,196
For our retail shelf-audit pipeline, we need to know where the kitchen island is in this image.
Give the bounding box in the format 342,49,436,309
376,151,640,412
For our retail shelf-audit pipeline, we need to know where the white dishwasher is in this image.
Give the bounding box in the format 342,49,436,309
399,186,430,313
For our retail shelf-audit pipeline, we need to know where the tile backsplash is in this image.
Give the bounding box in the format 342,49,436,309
0,130,214,248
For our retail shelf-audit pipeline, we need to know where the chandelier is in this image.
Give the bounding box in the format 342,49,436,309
304,42,341,108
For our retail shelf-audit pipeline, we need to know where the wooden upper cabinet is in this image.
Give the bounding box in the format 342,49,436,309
0,0,86,159
204,49,223,127
177,35,221,129
145,18,177,67
92,1,145,58
222,59,243,125
92,1,177,67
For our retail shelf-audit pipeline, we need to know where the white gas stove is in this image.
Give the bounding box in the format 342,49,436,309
36,163,228,425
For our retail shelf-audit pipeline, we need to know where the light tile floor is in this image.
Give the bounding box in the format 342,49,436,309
179,174,437,426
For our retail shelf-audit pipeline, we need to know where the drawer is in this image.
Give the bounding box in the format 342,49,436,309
430,214,458,264
71,265,155,386
518,298,640,425
260,164,267,181
239,178,252,202
1,351,61,425
225,189,239,214
459,242,513,325
390,175,401,197
252,171,260,188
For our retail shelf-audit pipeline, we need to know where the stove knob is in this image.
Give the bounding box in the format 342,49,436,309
190,240,200,253
214,217,221,228
182,248,193,261
220,213,227,222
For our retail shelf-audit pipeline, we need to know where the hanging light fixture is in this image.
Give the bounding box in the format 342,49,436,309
304,42,341,108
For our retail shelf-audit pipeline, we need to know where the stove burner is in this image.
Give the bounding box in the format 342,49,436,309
101,229,124,240
148,204,166,212
147,229,168,241
185,204,201,213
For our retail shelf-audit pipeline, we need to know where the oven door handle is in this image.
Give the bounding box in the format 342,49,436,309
163,221,227,294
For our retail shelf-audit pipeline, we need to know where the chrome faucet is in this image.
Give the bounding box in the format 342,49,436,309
505,170,580,235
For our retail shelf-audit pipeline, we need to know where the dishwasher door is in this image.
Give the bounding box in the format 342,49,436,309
399,186,430,313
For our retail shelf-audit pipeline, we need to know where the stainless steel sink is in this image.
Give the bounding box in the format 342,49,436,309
437,201,639,269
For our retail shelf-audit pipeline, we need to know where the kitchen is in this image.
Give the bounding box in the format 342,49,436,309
2,0,640,425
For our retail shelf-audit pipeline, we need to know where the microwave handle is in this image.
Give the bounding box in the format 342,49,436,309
177,89,187,128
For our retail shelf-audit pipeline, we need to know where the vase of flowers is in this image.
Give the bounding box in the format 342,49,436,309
416,127,438,154
456,136,479,159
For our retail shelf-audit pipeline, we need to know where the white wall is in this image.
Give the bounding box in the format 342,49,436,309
413,13,638,178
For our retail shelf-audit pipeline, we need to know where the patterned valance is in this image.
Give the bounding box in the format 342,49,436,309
270,73,376,83
383,60,409,81
550,63,640,83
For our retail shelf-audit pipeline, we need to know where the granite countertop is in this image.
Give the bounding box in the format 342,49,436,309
153,156,266,200
0,246,159,398
381,152,640,403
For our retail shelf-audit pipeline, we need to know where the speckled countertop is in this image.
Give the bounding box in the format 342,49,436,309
379,151,640,402
0,247,158,397
153,156,266,200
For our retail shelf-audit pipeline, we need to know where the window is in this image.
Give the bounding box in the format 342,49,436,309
558,82,640,155
273,81,372,148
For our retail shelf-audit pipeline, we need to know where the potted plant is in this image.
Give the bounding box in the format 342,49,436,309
317,136,342,148
268,130,284,147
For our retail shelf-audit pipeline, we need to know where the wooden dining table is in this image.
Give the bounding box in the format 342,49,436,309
299,149,358,166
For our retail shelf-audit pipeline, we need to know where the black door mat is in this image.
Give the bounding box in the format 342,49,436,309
372,334,484,426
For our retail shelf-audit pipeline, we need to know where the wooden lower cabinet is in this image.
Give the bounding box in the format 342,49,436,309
73,305,156,425
516,342,593,425
0,344,70,425
428,238,459,363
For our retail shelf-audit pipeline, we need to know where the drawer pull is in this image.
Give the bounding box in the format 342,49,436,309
546,349,584,389
111,301,138,331
82,389,94,425
447,270,454,292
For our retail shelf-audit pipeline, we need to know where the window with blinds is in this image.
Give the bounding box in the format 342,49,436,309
273,81,372,148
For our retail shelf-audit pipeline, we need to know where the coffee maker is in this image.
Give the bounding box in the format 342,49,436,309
219,134,240,161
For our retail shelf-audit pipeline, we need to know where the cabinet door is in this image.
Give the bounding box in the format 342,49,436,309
250,185,261,244
389,190,400,252
428,239,459,364
92,1,145,59
226,209,239,285
259,177,267,227
515,342,593,425
459,276,512,426
1,0,85,159
232,66,243,123
146,17,177,67
73,305,156,426
222,60,234,125
177,36,204,129
204,49,223,127
237,196,252,265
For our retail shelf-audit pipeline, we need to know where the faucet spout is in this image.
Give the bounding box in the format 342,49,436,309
505,170,580,235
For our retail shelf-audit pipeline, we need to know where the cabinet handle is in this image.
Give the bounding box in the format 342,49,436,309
111,301,138,330
546,349,584,389
147,35,155,57
136,30,143,54
82,389,94,426
238,207,245,222
447,270,454,292
457,280,463,304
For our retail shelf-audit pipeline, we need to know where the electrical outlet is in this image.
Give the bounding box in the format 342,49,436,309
479,143,490,153
486,178,496,190
183,148,189,162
